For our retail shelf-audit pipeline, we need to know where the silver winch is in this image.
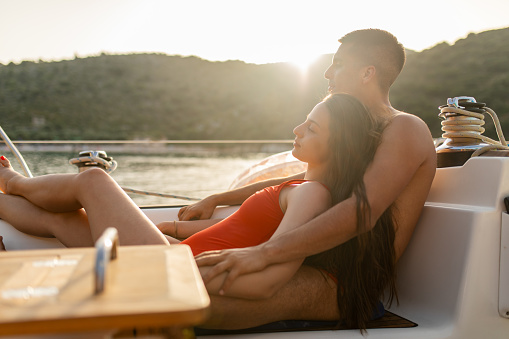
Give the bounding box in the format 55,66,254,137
69,150,118,173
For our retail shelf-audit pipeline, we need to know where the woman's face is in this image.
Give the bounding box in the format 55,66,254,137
292,102,331,166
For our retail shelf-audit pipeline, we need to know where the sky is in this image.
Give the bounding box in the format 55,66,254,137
1,0,508,68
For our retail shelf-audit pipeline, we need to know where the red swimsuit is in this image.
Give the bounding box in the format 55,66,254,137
181,180,307,256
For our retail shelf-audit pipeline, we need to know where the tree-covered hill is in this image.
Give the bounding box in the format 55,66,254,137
1,27,508,140
391,27,509,138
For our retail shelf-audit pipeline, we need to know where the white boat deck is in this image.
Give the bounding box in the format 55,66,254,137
1,157,509,338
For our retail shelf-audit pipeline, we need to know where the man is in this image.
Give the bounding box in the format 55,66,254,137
179,29,437,329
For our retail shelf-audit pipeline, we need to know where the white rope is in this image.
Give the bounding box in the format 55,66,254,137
439,105,509,156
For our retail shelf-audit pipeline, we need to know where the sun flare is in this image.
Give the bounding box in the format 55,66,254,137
288,53,321,75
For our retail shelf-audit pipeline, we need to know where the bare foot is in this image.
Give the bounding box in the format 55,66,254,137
0,236,5,251
0,156,24,194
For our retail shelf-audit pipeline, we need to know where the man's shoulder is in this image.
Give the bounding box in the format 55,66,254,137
390,111,429,128
381,111,436,164
384,111,433,141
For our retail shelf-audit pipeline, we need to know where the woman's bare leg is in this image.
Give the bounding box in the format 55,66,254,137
0,157,168,246
0,158,98,213
0,193,94,247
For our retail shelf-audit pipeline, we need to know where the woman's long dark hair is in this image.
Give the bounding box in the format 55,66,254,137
304,93,397,331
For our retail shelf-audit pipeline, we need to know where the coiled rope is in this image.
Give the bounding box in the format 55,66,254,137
439,101,509,156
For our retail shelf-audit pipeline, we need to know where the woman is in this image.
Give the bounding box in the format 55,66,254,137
0,93,396,329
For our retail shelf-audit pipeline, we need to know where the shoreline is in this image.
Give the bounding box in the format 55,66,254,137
0,140,294,155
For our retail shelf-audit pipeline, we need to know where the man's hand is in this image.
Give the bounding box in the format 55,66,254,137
195,245,270,294
178,196,218,221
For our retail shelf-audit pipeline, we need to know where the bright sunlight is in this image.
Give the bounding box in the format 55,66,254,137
289,52,322,75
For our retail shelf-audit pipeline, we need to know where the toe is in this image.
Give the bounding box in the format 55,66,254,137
0,156,11,168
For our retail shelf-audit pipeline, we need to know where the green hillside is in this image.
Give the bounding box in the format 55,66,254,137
1,27,508,141
391,27,509,138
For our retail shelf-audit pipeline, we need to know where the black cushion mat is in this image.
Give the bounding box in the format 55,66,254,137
194,311,417,336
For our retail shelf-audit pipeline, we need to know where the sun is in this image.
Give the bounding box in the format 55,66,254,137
288,53,321,75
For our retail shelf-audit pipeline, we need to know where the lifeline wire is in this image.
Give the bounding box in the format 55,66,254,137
121,187,200,201
69,155,200,201
2,126,201,202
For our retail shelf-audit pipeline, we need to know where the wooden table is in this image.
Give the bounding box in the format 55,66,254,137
0,243,210,338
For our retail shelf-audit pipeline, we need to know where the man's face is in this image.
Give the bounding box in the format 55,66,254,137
324,43,364,96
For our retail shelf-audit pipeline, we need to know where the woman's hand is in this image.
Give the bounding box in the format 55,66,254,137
195,245,270,294
178,196,218,221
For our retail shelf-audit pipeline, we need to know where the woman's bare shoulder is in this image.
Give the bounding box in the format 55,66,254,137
279,181,331,214
296,181,330,193
290,181,331,204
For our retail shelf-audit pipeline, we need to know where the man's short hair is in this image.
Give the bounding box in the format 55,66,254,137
339,29,406,91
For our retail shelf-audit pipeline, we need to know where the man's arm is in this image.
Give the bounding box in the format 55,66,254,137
200,181,331,299
178,172,305,221
196,115,436,291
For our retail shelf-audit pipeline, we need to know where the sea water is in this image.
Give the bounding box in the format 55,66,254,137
5,151,275,206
